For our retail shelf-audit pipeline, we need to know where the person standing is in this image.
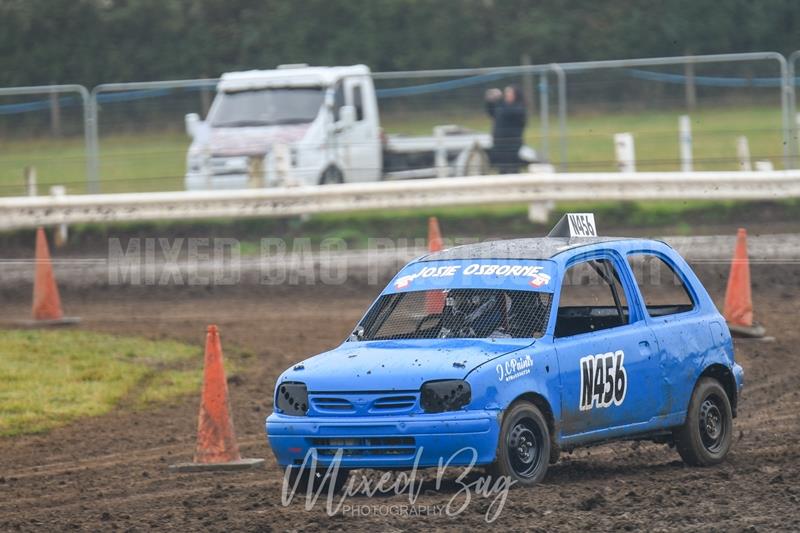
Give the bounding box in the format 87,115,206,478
485,85,527,173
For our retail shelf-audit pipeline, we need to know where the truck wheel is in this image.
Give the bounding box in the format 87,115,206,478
490,402,550,486
319,166,344,185
284,466,349,495
673,378,733,466
455,145,489,176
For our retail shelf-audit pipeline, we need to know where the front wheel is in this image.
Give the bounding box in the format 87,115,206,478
319,165,344,185
673,378,733,466
490,402,550,486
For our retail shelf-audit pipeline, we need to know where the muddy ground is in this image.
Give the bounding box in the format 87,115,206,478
0,263,798,532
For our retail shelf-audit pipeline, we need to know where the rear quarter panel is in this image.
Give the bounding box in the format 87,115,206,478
623,242,736,422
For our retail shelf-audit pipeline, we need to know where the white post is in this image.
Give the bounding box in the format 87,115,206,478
50,185,68,247
526,164,555,223
614,132,636,173
24,166,37,196
679,115,693,172
737,136,752,171
433,126,448,178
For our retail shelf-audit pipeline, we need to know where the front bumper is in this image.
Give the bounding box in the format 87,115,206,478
266,410,500,469
184,171,250,191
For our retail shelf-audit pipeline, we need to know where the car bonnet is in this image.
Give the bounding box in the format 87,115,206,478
281,337,533,392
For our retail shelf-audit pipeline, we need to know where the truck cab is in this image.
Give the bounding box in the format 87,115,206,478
185,64,380,189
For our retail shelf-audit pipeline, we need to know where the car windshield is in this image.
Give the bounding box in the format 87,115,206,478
209,87,324,127
352,289,553,341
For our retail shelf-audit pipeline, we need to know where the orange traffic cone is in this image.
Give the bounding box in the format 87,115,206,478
171,325,263,472
723,228,765,338
20,228,79,326
426,217,446,314
428,216,443,253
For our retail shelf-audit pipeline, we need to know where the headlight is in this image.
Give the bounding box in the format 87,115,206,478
420,380,471,413
276,381,308,416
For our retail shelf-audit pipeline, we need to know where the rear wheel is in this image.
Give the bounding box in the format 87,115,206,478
455,145,489,176
490,402,550,486
674,378,733,466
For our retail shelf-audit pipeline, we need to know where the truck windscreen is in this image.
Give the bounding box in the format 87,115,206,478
210,88,324,127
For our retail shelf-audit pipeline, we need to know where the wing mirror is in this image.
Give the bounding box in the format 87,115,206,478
337,105,356,129
185,113,202,138
349,326,365,341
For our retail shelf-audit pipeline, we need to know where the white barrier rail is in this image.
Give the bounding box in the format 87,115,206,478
2,171,800,231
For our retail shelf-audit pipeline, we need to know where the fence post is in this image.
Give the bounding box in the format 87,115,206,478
538,73,549,163
790,51,799,168
737,136,752,171
50,185,68,247
49,87,61,138
684,59,697,111
549,63,568,171
774,53,794,169
85,88,99,193
679,115,693,172
521,53,536,115
614,133,636,173
24,166,37,196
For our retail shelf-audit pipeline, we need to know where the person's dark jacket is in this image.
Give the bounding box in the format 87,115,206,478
486,100,526,172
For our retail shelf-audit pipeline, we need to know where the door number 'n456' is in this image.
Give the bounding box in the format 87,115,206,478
579,350,627,411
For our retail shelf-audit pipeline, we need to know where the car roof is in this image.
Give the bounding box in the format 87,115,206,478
418,236,639,262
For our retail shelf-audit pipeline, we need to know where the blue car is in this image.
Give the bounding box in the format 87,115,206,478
266,215,743,489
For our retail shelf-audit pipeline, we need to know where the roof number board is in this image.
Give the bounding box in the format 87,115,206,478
548,213,597,238
568,213,596,237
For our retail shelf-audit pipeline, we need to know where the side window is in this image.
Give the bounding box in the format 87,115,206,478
627,254,694,317
555,259,629,338
352,84,364,121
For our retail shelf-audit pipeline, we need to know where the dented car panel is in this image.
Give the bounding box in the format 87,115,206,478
266,235,742,470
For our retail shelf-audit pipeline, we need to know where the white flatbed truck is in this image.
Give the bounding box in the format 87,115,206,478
184,64,496,189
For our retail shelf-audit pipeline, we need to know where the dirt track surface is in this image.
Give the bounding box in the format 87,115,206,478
0,265,799,531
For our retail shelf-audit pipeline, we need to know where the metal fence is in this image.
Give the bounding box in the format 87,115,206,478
0,84,94,195
0,51,798,197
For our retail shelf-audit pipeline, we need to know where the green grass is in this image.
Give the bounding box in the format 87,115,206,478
382,105,785,171
0,105,789,196
0,132,189,196
0,329,208,436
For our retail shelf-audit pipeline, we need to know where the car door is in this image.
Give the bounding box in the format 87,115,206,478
553,253,665,440
340,76,381,182
626,251,705,420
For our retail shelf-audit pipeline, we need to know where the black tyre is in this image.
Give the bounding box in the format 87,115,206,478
490,402,550,486
319,165,344,185
284,465,349,495
674,377,733,466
